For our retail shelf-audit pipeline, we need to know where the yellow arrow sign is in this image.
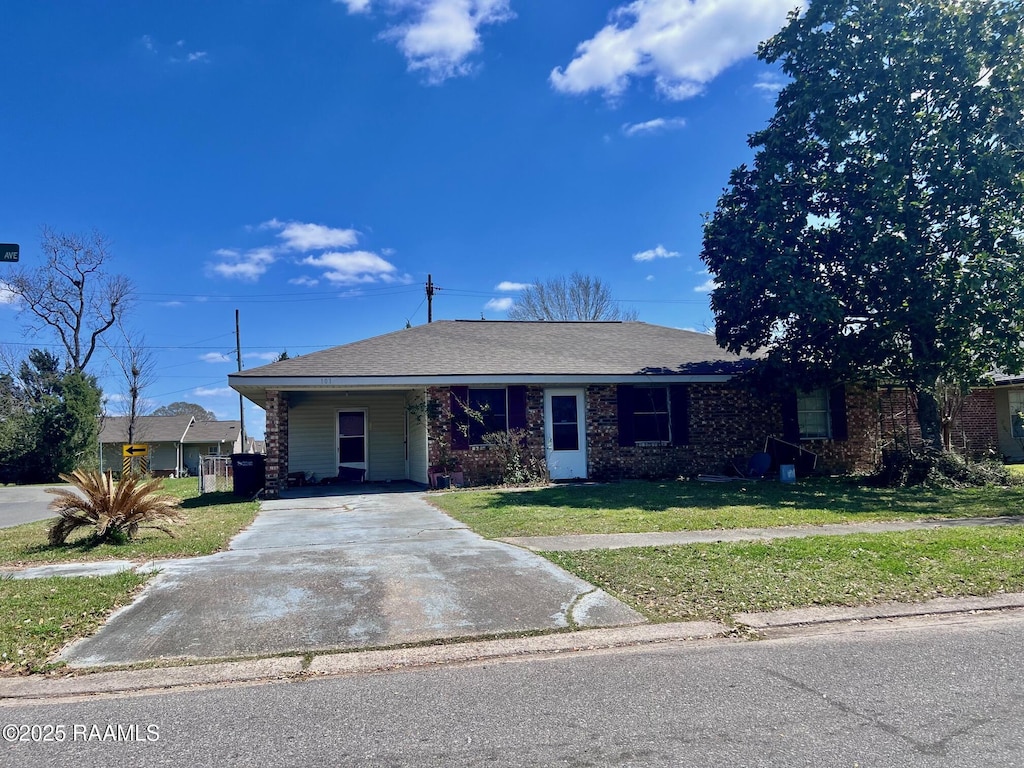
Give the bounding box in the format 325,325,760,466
122,444,149,457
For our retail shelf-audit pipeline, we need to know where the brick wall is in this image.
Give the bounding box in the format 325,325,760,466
425,382,879,484
264,390,288,498
878,387,999,459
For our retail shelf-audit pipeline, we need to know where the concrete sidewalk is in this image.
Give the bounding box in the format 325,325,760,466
499,515,1024,552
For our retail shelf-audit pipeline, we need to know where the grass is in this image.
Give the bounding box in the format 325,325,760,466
545,526,1024,623
0,571,149,674
0,478,259,567
430,478,1024,538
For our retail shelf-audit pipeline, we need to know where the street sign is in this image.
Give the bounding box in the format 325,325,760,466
122,443,149,457
0,244,18,262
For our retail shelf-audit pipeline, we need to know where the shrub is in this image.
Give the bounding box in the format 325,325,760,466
874,449,1018,488
46,469,185,545
482,429,547,485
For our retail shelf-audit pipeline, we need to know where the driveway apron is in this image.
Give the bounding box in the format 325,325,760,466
59,489,643,666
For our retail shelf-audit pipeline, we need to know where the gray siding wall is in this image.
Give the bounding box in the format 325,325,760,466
406,389,429,484
996,388,1024,461
288,391,410,481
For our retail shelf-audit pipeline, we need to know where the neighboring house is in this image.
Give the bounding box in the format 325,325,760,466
228,320,884,497
99,416,244,476
992,373,1024,462
182,420,243,475
99,415,194,476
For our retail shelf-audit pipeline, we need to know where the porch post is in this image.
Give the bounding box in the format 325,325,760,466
264,390,289,498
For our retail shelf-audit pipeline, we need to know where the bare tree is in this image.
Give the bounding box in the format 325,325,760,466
507,273,638,321
7,227,133,372
104,323,156,446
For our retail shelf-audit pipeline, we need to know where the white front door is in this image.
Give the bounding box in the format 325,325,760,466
544,389,587,480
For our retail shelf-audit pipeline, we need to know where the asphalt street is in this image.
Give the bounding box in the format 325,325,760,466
0,485,62,528
3,612,1022,767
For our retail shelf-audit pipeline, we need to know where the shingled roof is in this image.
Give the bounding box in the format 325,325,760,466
181,420,241,444
230,321,756,399
99,415,194,444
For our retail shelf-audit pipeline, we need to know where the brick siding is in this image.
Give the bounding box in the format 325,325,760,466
422,382,880,484
878,387,999,459
264,390,288,498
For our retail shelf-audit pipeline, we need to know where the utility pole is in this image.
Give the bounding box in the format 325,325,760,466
426,274,440,323
236,309,246,452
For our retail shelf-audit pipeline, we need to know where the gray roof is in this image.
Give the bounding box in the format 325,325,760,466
182,420,241,444
233,321,754,380
99,415,194,444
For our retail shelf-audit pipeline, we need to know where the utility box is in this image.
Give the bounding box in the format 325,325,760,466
232,453,266,496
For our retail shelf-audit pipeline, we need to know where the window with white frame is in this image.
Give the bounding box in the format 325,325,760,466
1009,390,1024,440
798,388,831,439
468,388,508,445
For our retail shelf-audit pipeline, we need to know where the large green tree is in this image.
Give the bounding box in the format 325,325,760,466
700,0,1024,452
0,350,102,483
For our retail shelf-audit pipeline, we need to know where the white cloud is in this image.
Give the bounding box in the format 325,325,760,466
261,219,359,252
159,300,184,308
645,274,655,281
622,117,687,137
208,247,276,281
754,71,787,93
633,244,680,262
194,386,234,397
186,51,209,63
246,352,282,362
336,0,372,12
495,281,531,292
301,250,401,285
550,0,804,101
289,276,319,287
484,297,514,312
200,352,233,364
0,281,17,305
694,278,717,293
343,0,515,83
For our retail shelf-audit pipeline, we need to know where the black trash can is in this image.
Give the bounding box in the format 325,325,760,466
232,453,266,496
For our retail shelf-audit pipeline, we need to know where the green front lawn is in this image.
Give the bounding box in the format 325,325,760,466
0,572,149,674
0,478,259,567
546,526,1024,623
430,479,1024,539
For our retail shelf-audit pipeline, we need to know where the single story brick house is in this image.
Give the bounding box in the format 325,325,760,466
229,320,888,497
99,416,243,476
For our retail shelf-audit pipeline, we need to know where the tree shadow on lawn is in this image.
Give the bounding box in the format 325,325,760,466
473,478,1023,519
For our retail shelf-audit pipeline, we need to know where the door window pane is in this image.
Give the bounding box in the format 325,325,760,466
551,395,579,451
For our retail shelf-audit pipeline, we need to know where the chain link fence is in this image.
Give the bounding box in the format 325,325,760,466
199,455,232,494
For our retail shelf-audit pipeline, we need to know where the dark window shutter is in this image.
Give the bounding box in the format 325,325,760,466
669,385,689,445
829,385,848,441
507,386,527,431
450,386,469,450
781,392,800,443
617,385,635,447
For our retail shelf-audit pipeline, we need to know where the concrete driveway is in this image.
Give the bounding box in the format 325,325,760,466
0,485,62,529
59,487,643,666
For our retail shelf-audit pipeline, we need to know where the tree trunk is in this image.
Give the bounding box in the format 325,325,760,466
915,388,944,453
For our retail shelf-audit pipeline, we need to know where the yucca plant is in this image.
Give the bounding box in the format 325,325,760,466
47,469,185,546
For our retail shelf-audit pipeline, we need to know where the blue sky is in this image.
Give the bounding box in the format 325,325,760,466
0,0,803,438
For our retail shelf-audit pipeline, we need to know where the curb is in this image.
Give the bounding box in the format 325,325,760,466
5,592,1024,701
0,622,726,702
